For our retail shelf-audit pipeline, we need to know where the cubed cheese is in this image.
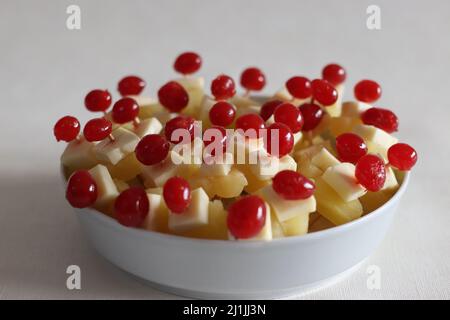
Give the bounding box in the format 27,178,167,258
311,147,340,171
125,95,157,108
229,203,272,241
168,188,209,232
88,164,119,209
175,77,205,116
353,124,398,150
140,151,184,187
257,185,316,222
94,127,140,165
280,212,309,237
322,163,367,202
124,117,162,138
61,138,98,173
341,101,372,118
142,193,169,233
200,152,233,176
250,151,297,180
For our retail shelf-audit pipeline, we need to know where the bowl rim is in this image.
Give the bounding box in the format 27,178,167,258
71,168,410,248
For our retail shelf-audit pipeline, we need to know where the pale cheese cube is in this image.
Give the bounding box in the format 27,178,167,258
381,166,399,191
353,124,398,150
125,95,157,108
168,188,209,232
323,84,344,117
200,153,233,176
198,95,216,124
88,164,119,208
250,151,297,180
113,179,129,193
266,115,275,126
322,163,367,202
311,147,340,172
273,87,309,105
257,185,316,222
142,193,169,232
61,138,98,173
341,101,372,118
94,127,140,165
175,77,205,116
152,111,178,126
293,131,303,147
124,117,162,138
140,151,184,187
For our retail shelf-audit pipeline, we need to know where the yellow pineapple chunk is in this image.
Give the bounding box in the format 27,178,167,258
210,169,248,198
314,177,363,225
178,199,228,240
107,152,141,182
271,213,285,239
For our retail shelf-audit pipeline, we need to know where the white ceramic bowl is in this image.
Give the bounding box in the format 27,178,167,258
72,172,410,299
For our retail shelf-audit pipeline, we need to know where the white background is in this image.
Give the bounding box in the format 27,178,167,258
0,0,449,299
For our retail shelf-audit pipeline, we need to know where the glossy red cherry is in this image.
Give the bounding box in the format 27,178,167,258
118,76,146,96
322,63,346,86
336,133,368,164
164,115,195,144
260,99,283,121
66,170,97,208
298,103,324,131
235,113,266,139
135,134,170,165
54,116,80,142
311,79,338,106
112,97,139,124
84,89,112,112
114,187,149,227
388,143,417,171
265,122,294,157
227,195,267,239
285,76,312,99
83,118,113,142
361,107,398,133
163,177,192,214
203,126,227,155
209,101,236,127
354,80,381,103
272,170,315,200
211,74,236,100
355,154,386,192
158,81,189,112
174,52,202,75
240,67,266,91
273,102,304,133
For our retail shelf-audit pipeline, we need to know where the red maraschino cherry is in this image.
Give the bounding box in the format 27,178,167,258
299,103,324,131
311,79,338,106
285,76,312,100
118,76,146,96
322,63,346,86
355,154,386,192
174,52,202,75
54,116,80,142
112,97,140,125
115,187,149,227
164,115,195,144
240,67,266,92
336,133,368,164
265,122,294,157
260,99,283,121
354,79,381,103
66,170,97,208
361,107,398,133
163,177,192,213
209,101,236,127
272,170,315,200
84,89,112,113
227,195,267,239
387,143,417,171
135,134,170,165
158,81,189,112
235,113,266,139
273,102,304,133
83,118,113,142
211,74,236,100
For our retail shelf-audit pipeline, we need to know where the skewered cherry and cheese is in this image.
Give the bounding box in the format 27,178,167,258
88,164,119,212
229,203,273,241
168,187,209,232
124,117,163,138
94,127,140,165
322,163,367,202
61,138,98,174
140,150,185,187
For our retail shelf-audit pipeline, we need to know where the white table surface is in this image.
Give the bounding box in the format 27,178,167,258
0,0,449,299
